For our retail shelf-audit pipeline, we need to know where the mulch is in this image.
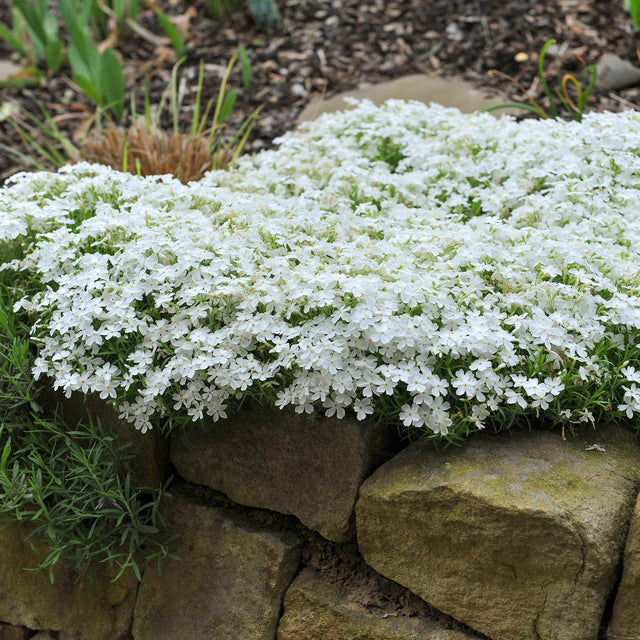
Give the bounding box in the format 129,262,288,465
0,0,639,183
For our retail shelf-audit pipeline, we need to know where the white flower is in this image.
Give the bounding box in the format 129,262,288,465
621,366,640,383
504,389,527,409
451,370,484,400
353,398,374,420
399,403,421,427
471,403,488,422
579,408,594,423
4,103,640,436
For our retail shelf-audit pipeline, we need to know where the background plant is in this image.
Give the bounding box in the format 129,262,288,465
625,0,640,28
80,46,261,181
0,252,174,582
202,0,280,25
1,46,259,180
0,0,64,73
205,0,240,20
246,0,280,27
88,0,142,42
58,0,126,121
487,38,597,121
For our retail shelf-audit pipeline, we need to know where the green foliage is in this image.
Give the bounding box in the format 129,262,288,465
59,0,125,121
153,7,186,58
0,266,174,583
247,0,280,27
375,137,406,172
0,0,64,72
89,0,141,41
625,0,640,29
486,38,597,122
205,0,241,19
204,0,280,25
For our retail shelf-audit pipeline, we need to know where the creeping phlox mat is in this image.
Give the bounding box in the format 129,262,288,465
2,100,640,438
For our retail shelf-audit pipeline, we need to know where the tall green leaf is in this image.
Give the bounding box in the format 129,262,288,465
99,48,125,121
67,42,102,105
0,21,28,58
238,44,251,89
218,89,236,125
629,0,640,28
154,9,185,58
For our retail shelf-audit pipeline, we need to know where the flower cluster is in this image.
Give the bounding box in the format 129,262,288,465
2,99,640,438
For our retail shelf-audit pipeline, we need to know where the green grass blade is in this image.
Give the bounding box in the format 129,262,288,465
154,9,184,58
0,21,28,57
211,48,239,138
481,102,548,117
538,38,558,119
228,105,263,166
239,44,251,89
191,61,205,137
629,0,640,28
218,89,236,125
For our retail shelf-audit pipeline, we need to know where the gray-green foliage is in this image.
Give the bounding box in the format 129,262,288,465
247,0,280,26
0,257,174,583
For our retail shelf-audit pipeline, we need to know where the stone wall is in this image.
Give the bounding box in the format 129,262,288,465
2,401,640,640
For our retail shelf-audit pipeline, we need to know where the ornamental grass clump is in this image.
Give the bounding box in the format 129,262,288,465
2,100,640,444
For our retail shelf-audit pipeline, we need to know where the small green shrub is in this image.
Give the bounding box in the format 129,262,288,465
0,256,174,583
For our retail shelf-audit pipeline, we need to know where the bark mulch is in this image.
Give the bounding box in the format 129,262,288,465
0,0,638,183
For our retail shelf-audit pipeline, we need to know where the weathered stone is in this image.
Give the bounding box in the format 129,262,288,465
41,389,171,488
132,492,301,640
170,401,387,541
297,74,517,122
0,521,138,640
0,60,21,83
356,425,640,640
0,624,30,640
277,567,482,640
595,53,640,91
29,633,57,640
609,492,640,638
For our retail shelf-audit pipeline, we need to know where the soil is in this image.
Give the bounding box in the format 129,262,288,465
1,0,639,184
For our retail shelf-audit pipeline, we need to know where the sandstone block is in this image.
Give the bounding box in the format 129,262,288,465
0,522,138,640
277,567,483,640
170,401,387,541
132,492,301,640
609,492,640,638
0,624,30,640
356,425,640,640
